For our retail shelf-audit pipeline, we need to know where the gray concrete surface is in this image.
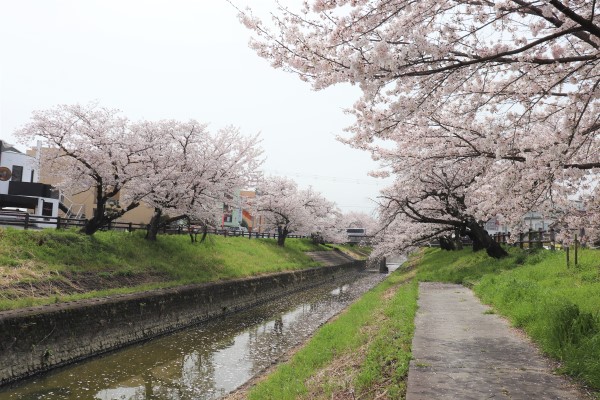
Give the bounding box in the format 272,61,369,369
406,282,585,400
306,250,356,266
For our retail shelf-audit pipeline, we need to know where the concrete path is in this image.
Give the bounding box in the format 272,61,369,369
406,282,585,400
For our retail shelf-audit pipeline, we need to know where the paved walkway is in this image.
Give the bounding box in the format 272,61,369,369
406,282,585,400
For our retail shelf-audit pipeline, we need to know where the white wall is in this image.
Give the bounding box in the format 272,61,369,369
0,150,37,195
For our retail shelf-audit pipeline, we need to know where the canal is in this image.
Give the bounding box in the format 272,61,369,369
0,271,385,400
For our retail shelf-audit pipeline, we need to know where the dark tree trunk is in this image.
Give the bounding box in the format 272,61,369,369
82,217,104,235
81,192,106,235
146,208,162,241
454,227,463,250
439,236,456,251
79,183,139,235
465,220,508,259
379,256,389,273
311,233,324,245
198,224,209,243
277,226,288,247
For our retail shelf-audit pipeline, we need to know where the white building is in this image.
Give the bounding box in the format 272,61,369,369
485,211,558,235
0,141,59,225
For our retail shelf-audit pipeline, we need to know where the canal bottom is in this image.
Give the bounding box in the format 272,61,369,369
0,272,385,400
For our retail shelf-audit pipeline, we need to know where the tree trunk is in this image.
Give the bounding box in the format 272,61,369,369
82,217,104,235
311,233,324,245
198,224,209,244
466,220,507,259
439,236,456,251
146,208,162,241
81,195,105,235
379,256,389,273
277,226,288,247
454,227,463,250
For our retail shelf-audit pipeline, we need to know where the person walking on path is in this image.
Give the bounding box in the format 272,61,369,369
406,282,588,399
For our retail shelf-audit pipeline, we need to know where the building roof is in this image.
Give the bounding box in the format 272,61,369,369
0,142,23,154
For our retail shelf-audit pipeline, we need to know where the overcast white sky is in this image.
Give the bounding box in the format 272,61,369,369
0,1,391,215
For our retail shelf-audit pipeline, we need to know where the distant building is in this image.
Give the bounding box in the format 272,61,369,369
0,141,59,225
27,145,154,225
346,227,367,243
221,190,262,232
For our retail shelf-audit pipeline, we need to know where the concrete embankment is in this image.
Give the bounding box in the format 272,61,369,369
0,260,364,386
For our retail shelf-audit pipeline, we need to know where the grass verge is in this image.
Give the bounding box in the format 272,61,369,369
330,244,373,260
0,228,334,311
245,266,418,400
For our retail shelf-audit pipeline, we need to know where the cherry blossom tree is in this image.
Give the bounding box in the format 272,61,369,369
254,176,340,246
304,186,343,244
130,120,263,241
376,161,508,258
240,1,600,252
16,104,263,240
16,103,154,235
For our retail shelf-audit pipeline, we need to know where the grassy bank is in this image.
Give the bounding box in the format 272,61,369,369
0,228,331,311
331,243,372,260
244,264,418,399
243,246,600,398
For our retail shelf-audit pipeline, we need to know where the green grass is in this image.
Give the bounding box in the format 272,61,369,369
247,268,418,400
330,243,373,260
0,228,334,311
416,246,600,392
354,278,417,398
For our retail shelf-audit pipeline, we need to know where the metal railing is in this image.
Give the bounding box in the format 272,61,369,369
58,194,85,219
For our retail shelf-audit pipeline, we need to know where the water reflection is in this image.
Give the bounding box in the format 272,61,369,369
0,272,384,400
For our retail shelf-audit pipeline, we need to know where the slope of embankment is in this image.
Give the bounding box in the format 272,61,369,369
0,228,340,311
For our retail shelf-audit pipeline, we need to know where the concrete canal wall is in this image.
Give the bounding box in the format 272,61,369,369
0,260,365,385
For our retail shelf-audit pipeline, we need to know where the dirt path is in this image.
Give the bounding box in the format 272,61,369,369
407,282,589,400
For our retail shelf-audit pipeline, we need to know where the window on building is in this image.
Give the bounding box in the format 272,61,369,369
42,200,54,217
11,165,23,182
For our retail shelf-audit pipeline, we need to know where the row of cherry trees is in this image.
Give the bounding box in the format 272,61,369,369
241,0,600,258
251,176,378,246
16,103,262,238
16,103,378,245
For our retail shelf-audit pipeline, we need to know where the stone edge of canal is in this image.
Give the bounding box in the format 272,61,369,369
0,261,365,386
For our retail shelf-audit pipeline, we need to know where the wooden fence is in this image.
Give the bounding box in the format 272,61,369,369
427,227,589,266
489,228,588,266
0,211,307,240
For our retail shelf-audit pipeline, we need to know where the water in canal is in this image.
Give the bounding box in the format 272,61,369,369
0,272,385,400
